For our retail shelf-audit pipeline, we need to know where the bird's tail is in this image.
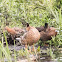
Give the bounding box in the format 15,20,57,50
16,38,21,43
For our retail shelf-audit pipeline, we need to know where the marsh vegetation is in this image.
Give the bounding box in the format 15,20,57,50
0,0,62,62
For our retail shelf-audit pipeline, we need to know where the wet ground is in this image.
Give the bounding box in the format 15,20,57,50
3,45,62,62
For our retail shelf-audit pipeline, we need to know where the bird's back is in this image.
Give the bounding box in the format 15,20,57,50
21,26,40,45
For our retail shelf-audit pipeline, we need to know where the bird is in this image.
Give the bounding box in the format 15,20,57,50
40,29,57,41
4,26,25,40
36,23,58,46
39,23,58,46
4,26,26,45
36,23,57,41
16,23,40,51
4,26,18,39
5,26,18,34
13,27,26,37
36,23,50,32
13,27,25,34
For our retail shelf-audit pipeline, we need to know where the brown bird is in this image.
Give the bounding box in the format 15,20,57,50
36,23,57,41
5,26,19,40
36,23,50,32
4,26,26,45
39,24,58,46
16,23,40,50
5,26,18,35
5,26,26,38
36,23,58,46
13,27,25,33
13,27,26,37
40,29,57,41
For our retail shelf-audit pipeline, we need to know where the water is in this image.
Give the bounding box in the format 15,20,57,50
3,45,62,62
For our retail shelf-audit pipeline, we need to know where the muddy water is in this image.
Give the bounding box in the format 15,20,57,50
38,46,62,62
4,45,62,62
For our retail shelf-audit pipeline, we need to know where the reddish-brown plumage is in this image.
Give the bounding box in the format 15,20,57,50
20,23,40,45
5,26,18,35
4,26,25,44
40,29,57,41
5,26,25,36
5,26,19,40
39,23,57,41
